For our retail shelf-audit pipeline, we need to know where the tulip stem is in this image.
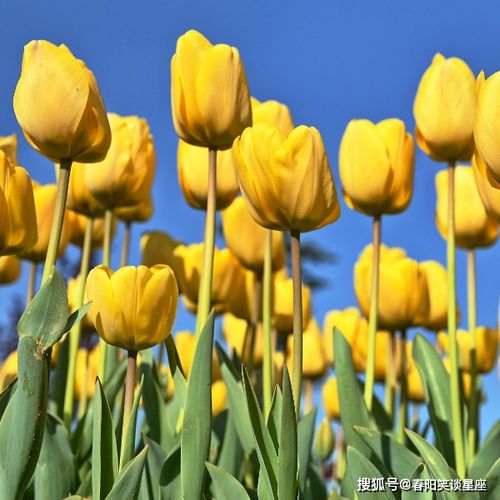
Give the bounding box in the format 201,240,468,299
195,148,217,339
467,249,479,468
246,275,262,376
119,350,137,470
447,163,465,478
262,229,273,419
397,329,408,444
290,230,303,417
26,262,37,306
63,217,94,428
364,215,381,411
120,221,131,268
304,379,314,414
41,160,72,284
384,332,396,425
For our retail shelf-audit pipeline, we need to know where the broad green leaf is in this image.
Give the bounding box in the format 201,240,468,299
267,387,282,453
0,378,16,420
34,412,77,500
0,336,50,500
120,378,144,467
49,335,69,419
470,419,500,479
303,463,328,500
277,367,297,500
206,462,250,500
139,437,166,500
216,412,243,479
159,444,181,500
165,336,187,408
297,407,317,494
106,446,148,500
181,312,215,500
92,379,118,500
484,457,500,500
328,491,350,499
401,463,432,500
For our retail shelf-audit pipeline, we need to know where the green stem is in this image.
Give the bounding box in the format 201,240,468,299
384,332,395,426
262,229,273,419
447,163,465,478
41,160,72,284
364,215,381,410
120,221,131,268
290,230,303,417
195,148,217,339
397,329,408,444
246,275,262,376
26,262,37,306
119,350,137,470
63,217,94,427
467,249,479,468
77,334,92,420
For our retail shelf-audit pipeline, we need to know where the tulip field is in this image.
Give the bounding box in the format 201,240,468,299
0,3,499,500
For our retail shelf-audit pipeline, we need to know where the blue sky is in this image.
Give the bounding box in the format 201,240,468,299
0,1,498,432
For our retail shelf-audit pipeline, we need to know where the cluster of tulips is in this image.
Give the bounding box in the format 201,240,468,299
0,30,499,500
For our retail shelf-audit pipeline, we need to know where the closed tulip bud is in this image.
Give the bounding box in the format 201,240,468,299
68,212,115,249
0,151,38,256
222,313,263,365
174,331,221,380
322,376,340,421
233,124,340,232
339,118,414,216
313,418,335,464
419,260,449,331
158,365,175,401
287,318,327,379
413,53,476,162
0,134,18,166
224,268,258,321
0,255,21,284
212,380,228,416
0,351,18,391
65,162,106,218
177,140,239,210
141,230,181,268
473,152,500,222
115,196,153,224
84,114,156,209
407,367,425,404
171,30,252,149
438,327,498,374
74,346,99,400
358,330,391,382
13,40,110,163
355,245,429,331
222,197,285,273
85,264,178,351
322,307,368,372
435,166,498,249
20,183,72,263
251,97,294,134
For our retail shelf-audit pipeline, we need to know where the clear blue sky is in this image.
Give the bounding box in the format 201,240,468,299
0,1,498,433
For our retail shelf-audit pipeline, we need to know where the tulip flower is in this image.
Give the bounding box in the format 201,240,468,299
74,346,99,402
0,255,21,285
419,260,449,331
407,366,425,404
472,152,500,222
68,212,113,250
222,313,263,366
313,418,335,464
141,230,181,268
0,134,18,166
66,162,106,218
251,97,294,134
0,351,18,392
212,380,228,417
339,118,415,216
322,376,340,421
114,196,153,225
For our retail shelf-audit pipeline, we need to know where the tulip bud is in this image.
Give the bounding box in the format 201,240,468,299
222,197,285,273
0,351,18,392
114,197,153,224
233,124,340,232
0,134,18,166
251,97,294,134
140,230,181,268
435,166,498,249
354,245,429,331
321,376,340,421
472,152,500,222
313,418,335,464
84,114,156,209
177,140,239,210
65,162,106,218
212,380,228,416
13,40,111,162
0,255,21,285
74,346,99,400
419,260,449,331
171,30,252,149
413,53,476,162
358,330,391,382
339,118,414,216
85,264,178,351
222,313,263,365
407,367,426,404
68,212,115,249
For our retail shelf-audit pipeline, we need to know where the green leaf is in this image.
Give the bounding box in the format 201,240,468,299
0,378,17,420
470,419,500,479
165,336,187,408
401,463,433,500
34,412,77,500
159,444,181,500
216,413,243,479
92,378,118,500
181,312,215,500
297,407,317,494
346,446,396,499
267,386,282,453
206,462,250,500
277,367,297,500
120,377,143,467
0,336,50,500
484,457,500,500
139,437,166,500
303,463,327,500
242,365,278,499
412,335,454,466
106,446,148,500
49,335,69,419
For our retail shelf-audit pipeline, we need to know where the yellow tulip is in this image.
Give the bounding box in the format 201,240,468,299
442,358,474,399
171,29,252,149
435,166,498,249
74,346,99,400
85,264,178,351
0,351,18,392
287,318,327,379
322,376,340,421
438,327,498,374
0,151,37,256
20,183,72,263
354,244,429,331
251,97,294,134
0,255,21,285
407,367,425,404
232,123,340,232
413,53,476,162
68,212,114,249
13,40,110,163
0,134,18,166
177,139,239,210
212,380,228,416
114,196,153,224
158,365,175,401
84,113,156,209
224,268,258,321
222,196,285,273
222,313,263,365
322,307,368,372
313,418,335,463
419,260,449,331
339,118,415,216
358,330,391,382
473,152,500,222
141,231,181,268
273,351,285,386
474,71,500,183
